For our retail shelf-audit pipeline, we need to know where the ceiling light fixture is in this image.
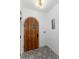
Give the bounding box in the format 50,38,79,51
35,0,45,8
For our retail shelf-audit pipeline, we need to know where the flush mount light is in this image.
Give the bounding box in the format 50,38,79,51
35,0,45,8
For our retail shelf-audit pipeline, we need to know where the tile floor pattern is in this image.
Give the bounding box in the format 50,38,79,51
20,46,59,59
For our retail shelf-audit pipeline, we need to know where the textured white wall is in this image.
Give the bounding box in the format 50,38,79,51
20,8,47,55
46,3,59,55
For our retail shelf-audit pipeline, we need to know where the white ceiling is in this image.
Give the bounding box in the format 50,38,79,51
21,0,59,12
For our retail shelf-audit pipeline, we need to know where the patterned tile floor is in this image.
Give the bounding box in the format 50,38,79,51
20,46,59,59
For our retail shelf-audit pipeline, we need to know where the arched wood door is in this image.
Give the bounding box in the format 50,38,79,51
24,17,39,52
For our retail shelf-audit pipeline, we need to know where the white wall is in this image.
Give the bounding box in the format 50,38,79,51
20,8,47,55
46,3,59,55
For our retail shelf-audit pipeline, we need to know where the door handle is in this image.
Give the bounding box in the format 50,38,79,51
37,33,38,38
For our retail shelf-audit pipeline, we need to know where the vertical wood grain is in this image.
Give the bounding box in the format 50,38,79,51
24,17,39,52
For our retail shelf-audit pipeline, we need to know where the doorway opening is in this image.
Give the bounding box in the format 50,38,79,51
24,17,39,52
